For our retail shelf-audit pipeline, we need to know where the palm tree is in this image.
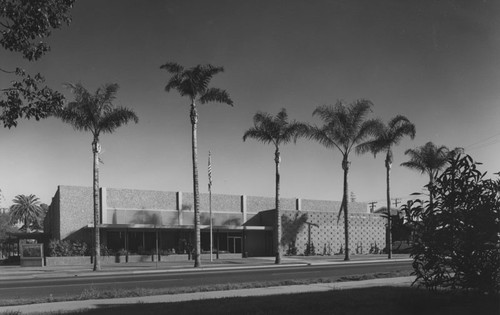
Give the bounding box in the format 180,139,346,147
401,142,462,207
160,62,233,268
356,115,416,258
9,194,43,233
243,108,307,264
307,99,381,261
58,83,138,271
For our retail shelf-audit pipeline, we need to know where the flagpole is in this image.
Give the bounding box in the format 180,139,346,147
208,151,213,262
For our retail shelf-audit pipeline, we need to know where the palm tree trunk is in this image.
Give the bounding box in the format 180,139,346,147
385,158,392,259
190,102,201,268
92,138,101,271
342,156,350,261
274,148,281,264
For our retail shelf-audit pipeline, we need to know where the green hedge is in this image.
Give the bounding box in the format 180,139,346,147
47,239,89,256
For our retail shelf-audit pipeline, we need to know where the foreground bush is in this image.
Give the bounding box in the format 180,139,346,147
402,154,500,294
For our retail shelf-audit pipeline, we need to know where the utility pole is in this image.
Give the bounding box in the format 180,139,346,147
369,201,377,213
392,198,401,208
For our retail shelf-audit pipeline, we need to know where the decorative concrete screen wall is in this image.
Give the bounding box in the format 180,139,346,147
184,192,243,227
104,188,178,226
57,186,93,240
281,210,385,256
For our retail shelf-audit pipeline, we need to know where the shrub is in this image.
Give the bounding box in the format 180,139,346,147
47,239,89,256
402,155,500,294
304,242,316,256
100,244,114,256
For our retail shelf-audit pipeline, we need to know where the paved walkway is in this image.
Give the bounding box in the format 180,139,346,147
0,254,413,314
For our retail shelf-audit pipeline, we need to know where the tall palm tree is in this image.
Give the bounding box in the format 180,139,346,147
356,115,416,259
58,83,138,271
9,194,43,233
307,99,381,261
161,62,233,268
401,142,462,207
243,108,307,264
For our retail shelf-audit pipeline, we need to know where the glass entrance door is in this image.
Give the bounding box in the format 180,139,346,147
228,236,242,253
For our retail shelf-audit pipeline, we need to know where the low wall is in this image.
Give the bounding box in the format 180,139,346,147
44,253,243,266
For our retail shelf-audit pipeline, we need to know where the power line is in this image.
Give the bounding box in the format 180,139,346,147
466,138,500,151
465,131,500,151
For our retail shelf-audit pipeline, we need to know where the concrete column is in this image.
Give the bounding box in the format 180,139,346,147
296,198,301,211
100,187,107,224
241,195,247,223
177,191,183,225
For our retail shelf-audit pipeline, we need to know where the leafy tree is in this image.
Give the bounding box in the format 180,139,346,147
401,142,462,206
161,62,233,268
58,83,138,271
306,99,380,261
0,0,75,128
9,194,43,232
402,155,500,294
243,108,307,263
0,212,17,241
356,115,415,258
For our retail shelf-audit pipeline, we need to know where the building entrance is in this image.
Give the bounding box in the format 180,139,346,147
228,236,242,253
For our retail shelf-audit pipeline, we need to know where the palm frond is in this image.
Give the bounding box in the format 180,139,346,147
312,104,335,123
243,128,275,145
348,99,373,131
97,83,119,110
351,118,383,152
162,63,230,104
355,137,386,156
199,88,233,106
253,111,273,125
306,125,342,151
60,83,137,138
282,121,309,144
400,160,427,173
201,64,224,78
99,107,139,134
164,74,182,92
401,142,455,176
276,108,288,124
58,100,95,134
388,115,411,130
160,62,184,74
243,109,306,147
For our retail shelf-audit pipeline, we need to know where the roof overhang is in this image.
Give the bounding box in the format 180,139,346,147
86,224,272,231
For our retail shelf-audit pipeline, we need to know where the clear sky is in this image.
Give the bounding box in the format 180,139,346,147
1,0,499,208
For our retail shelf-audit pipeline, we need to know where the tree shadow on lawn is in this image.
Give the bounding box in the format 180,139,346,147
81,287,499,315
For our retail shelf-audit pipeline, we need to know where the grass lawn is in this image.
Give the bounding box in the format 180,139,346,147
0,271,412,307
43,287,499,315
